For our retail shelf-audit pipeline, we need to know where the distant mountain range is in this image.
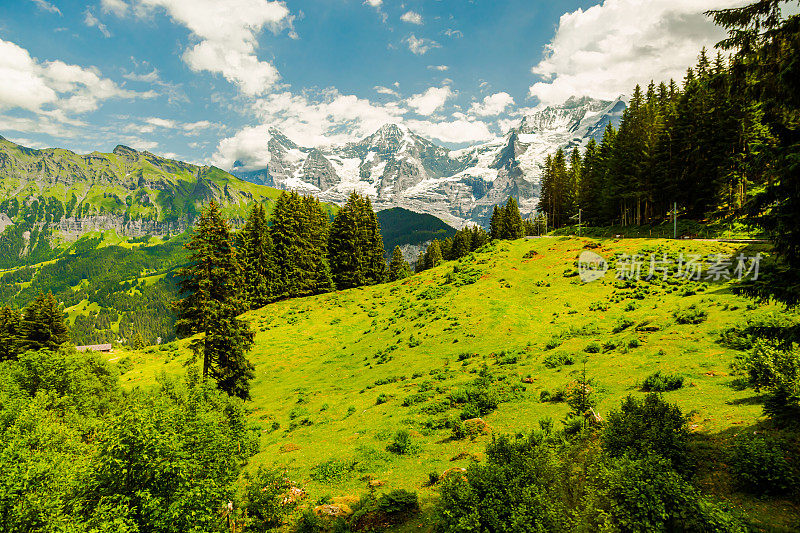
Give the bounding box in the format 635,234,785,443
230,96,627,227
0,137,285,266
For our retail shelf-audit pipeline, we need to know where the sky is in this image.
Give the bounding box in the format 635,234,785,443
0,0,748,170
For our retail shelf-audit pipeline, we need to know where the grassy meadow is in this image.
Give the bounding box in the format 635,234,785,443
117,236,797,530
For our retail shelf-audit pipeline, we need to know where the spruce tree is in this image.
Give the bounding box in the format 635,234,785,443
0,306,21,361
489,205,504,240
240,203,277,309
470,226,489,250
502,197,524,239
18,292,69,353
328,192,385,290
175,201,255,400
387,246,411,281
424,241,443,269
451,228,473,259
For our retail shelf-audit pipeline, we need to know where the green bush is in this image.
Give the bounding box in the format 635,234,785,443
241,467,294,531
387,429,414,455
602,394,690,473
673,304,708,325
589,454,745,532
612,317,635,333
641,371,684,392
543,352,575,368
731,434,797,497
584,342,601,354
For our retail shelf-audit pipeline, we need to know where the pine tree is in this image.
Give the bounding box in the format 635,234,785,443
502,197,524,239
240,203,277,309
271,192,333,297
328,192,385,290
489,205,504,240
387,246,410,281
450,228,473,259
470,226,489,250
0,306,21,361
175,201,255,400
17,292,69,353
424,241,443,269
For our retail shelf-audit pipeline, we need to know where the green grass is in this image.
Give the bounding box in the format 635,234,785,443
117,236,798,530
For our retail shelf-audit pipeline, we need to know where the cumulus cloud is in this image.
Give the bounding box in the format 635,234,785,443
427,65,448,71
470,92,514,116
212,89,407,168
405,34,440,55
407,86,452,116
112,0,294,96
0,38,153,119
405,118,493,144
401,11,423,25
530,0,745,105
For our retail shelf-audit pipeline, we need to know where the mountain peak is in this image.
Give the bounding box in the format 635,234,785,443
113,145,138,157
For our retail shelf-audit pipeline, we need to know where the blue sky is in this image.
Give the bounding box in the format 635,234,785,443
0,0,739,169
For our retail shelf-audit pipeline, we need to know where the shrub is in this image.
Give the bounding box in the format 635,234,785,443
673,304,708,325
435,434,572,532
584,342,601,354
387,429,414,455
602,394,690,473
612,317,635,334
350,490,419,530
731,434,797,496
641,371,684,392
310,459,356,483
734,340,800,425
543,352,575,369
589,454,744,532
376,393,388,405
241,467,294,531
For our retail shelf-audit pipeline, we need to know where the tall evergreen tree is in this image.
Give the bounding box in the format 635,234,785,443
271,192,333,298
17,292,69,353
489,205,504,240
502,197,524,239
328,192,385,290
175,201,255,400
387,246,411,281
424,241,443,269
239,203,277,309
0,306,21,361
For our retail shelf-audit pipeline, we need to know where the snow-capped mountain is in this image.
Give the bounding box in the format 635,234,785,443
231,96,627,227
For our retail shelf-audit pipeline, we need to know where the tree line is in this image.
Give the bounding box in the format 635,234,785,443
538,48,775,229
174,191,414,400
417,197,531,271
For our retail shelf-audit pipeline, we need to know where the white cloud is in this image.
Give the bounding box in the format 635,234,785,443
364,0,382,6
101,0,129,16
116,0,294,96
0,38,153,118
401,11,423,25
470,92,514,116
405,34,440,55
30,0,61,15
444,29,462,39
145,117,177,128
406,118,493,144
213,89,407,168
407,86,452,116
427,65,448,71
374,85,400,97
530,0,745,105
84,11,112,38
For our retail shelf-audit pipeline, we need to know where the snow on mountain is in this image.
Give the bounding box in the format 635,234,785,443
230,96,627,227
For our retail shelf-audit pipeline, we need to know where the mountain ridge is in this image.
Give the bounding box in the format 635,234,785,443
230,95,627,227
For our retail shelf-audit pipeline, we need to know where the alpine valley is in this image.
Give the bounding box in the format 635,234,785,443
230,95,627,227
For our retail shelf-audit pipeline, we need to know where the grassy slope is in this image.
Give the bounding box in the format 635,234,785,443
119,236,797,530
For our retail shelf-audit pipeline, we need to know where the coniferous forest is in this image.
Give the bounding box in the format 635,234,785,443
1,1,800,532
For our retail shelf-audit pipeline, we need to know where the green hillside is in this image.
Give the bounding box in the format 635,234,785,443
0,136,285,267
118,236,797,530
